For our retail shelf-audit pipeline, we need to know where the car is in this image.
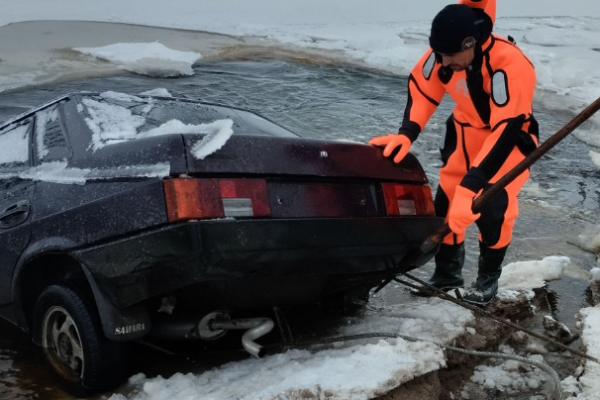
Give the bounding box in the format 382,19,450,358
0,91,443,392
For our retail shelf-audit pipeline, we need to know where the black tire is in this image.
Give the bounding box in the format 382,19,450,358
33,284,127,394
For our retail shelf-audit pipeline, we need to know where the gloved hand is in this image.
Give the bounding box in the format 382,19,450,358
447,186,481,235
369,134,412,164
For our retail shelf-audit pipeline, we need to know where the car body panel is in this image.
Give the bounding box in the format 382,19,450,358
0,92,443,341
0,179,34,305
73,216,443,309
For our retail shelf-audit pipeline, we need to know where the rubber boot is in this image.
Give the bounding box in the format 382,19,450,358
464,242,508,306
411,243,465,296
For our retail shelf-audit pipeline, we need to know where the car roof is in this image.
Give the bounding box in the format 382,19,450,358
0,91,299,138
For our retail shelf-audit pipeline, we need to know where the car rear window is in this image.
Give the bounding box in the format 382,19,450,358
78,92,297,150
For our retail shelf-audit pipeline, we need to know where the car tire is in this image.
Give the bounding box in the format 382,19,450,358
33,284,127,394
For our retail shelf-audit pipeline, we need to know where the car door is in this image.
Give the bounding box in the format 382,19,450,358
0,118,34,306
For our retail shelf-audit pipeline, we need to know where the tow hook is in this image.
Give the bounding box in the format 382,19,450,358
198,312,274,357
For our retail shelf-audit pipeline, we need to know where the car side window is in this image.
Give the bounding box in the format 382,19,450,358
35,104,69,162
0,119,32,167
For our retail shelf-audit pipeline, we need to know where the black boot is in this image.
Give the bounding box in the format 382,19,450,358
464,243,508,306
411,243,465,296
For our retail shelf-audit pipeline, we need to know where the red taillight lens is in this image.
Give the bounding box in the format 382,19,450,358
164,178,271,222
382,183,435,216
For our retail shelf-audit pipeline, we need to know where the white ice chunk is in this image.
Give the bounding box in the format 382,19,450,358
83,98,146,151
101,91,146,103
140,88,173,97
589,150,600,169
138,119,218,139
111,339,444,400
190,119,235,160
0,123,30,164
73,42,202,77
574,308,600,399
0,161,170,185
498,256,568,290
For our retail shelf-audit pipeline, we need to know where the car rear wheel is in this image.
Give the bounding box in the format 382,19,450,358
33,284,127,394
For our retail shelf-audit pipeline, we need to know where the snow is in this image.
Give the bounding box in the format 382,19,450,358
73,42,201,77
0,123,29,165
111,299,469,400
0,161,171,185
101,91,146,103
575,225,600,254
83,97,146,151
498,256,568,290
589,151,600,169
114,340,442,400
82,91,234,157
470,350,547,394
340,298,474,344
140,88,173,98
190,120,235,160
570,308,600,399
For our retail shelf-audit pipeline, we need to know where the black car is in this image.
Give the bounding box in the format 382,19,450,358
0,91,443,392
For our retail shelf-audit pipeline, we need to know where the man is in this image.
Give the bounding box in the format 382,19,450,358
370,0,538,305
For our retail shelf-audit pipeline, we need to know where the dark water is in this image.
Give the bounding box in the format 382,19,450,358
0,59,598,399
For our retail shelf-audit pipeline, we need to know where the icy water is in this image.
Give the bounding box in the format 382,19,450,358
0,59,598,399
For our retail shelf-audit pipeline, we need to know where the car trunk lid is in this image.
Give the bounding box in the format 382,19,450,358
182,134,428,183
164,135,434,220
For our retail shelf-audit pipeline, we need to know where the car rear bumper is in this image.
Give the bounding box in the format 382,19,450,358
74,217,444,308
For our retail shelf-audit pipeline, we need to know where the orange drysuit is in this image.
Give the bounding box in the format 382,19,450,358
400,0,538,248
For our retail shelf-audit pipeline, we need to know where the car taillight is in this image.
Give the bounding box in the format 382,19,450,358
164,178,271,222
382,183,435,216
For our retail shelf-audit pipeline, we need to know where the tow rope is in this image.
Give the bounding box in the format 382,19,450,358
391,271,599,364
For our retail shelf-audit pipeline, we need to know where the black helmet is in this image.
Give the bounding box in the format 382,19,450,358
429,4,482,54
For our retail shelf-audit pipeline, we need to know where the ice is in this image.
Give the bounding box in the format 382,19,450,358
34,105,59,160
190,120,235,160
498,256,568,290
0,123,29,164
140,88,173,97
576,225,600,254
570,308,600,399
73,42,202,77
469,348,547,395
0,1,597,109
83,98,146,151
521,181,554,199
109,298,471,400
589,151,600,169
0,161,171,185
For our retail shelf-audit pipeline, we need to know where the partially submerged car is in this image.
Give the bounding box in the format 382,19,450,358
0,91,443,392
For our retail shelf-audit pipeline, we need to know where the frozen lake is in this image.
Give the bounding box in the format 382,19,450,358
0,19,599,400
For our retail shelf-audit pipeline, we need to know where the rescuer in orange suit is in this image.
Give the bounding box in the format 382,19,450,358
370,0,538,305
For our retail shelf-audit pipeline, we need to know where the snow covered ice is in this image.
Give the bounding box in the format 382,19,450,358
107,259,566,400
73,42,202,77
110,300,465,400
2,0,600,399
